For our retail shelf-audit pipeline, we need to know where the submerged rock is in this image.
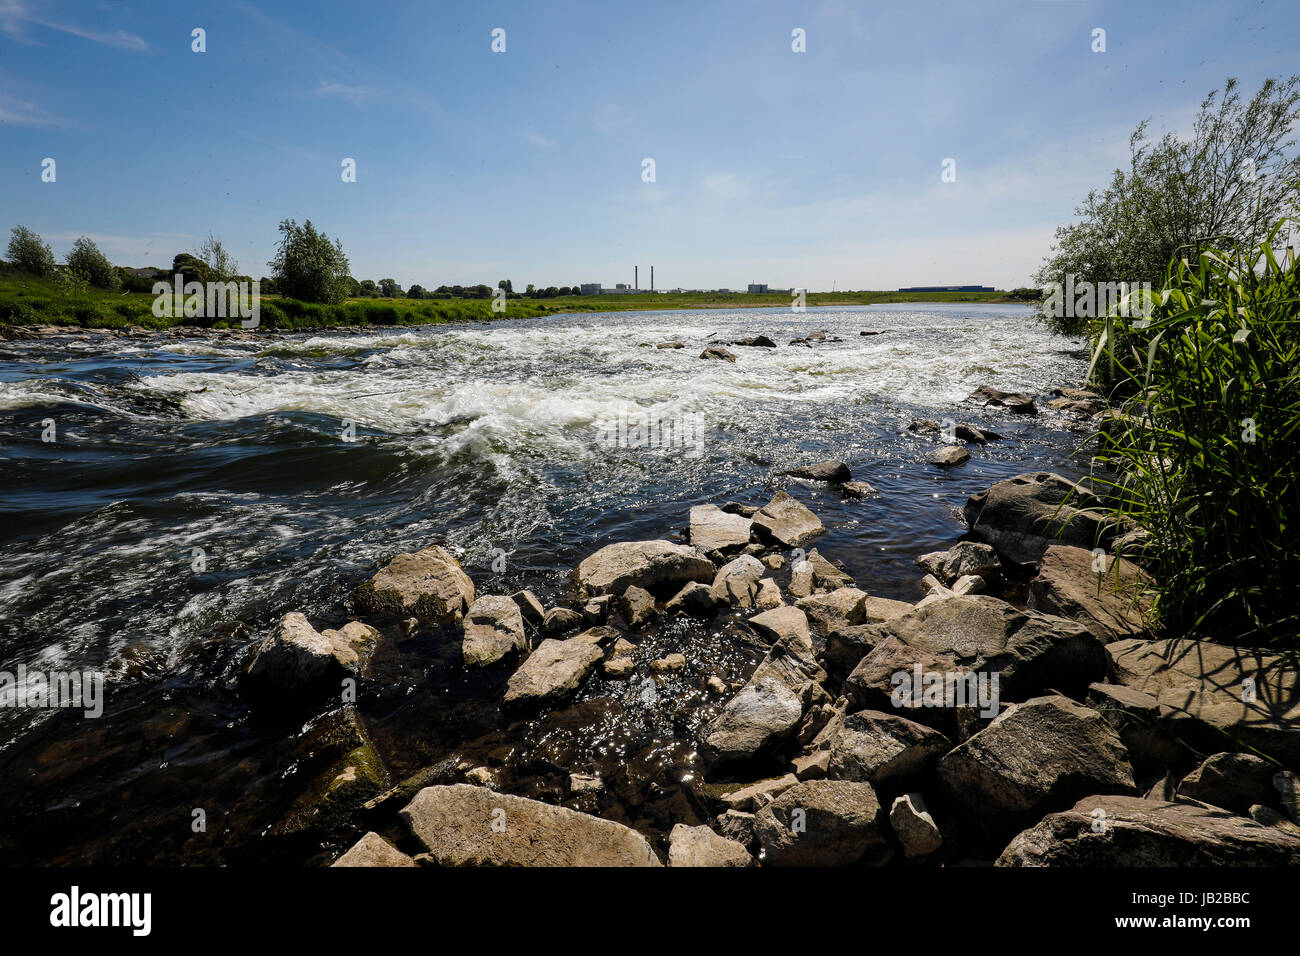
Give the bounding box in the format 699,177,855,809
782,459,851,483
700,345,737,362
400,784,661,866
926,445,970,468
751,490,825,549
503,632,606,709
462,595,529,667
246,612,379,697
968,384,1037,415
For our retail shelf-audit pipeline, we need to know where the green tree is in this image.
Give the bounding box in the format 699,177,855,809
407,284,426,299
378,277,400,298
171,252,212,283
498,279,513,294
6,225,56,277
196,233,237,280
66,236,120,289
1036,75,1300,336
344,276,363,298
267,219,351,304
359,279,377,297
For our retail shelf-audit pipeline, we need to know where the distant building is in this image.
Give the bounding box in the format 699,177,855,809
898,285,997,292
580,283,602,295
747,283,769,293
615,283,629,290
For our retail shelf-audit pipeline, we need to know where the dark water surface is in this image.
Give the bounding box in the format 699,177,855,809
0,303,1090,864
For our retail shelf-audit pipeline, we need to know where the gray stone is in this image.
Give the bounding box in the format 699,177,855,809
751,490,825,549
783,459,851,483
462,595,529,667
353,545,475,622
503,635,604,709
576,540,715,597
710,554,766,608
755,780,887,866
702,676,804,766
826,710,950,785
667,824,755,867
890,793,943,858
1028,544,1150,642
331,831,418,867
689,504,753,553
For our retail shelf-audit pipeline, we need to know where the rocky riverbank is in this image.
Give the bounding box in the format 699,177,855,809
240,452,1300,867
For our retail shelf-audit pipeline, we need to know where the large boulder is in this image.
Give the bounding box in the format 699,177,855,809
825,710,951,785
462,595,529,667
1107,637,1300,767
844,595,1108,710
997,795,1300,866
502,631,608,709
962,472,1118,566
702,676,804,766
353,545,475,621
749,625,830,706
1178,752,1281,815
667,824,754,867
689,504,753,553
401,784,661,866
246,612,380,697
796,587,869,632
755,780,887,866
967,384,1037,415
710,554,766,609
1028,544,1150,642
937,696,1135,836
747,606,811,645
751,490,825,549
576,540,715,597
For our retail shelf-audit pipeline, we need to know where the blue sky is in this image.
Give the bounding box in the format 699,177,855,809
2,0,1297,291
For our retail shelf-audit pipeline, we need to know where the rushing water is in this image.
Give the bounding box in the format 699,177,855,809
0,303,1089,864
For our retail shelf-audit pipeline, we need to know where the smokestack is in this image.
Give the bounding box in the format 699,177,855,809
651,266,654,291
635,266,638,290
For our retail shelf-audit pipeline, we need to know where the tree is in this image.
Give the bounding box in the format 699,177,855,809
172,252,212,283
196,233,237,280
6,225,56,277
66,236,120,289
344,276,362,298
1036,75,1300,335
267,219,351,304
407,284,426,299
498,279,513,294
378,277,400,298
525,283,535,295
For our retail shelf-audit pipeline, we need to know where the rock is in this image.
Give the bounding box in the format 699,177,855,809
668,824,755,866
702,677,804,766
762,554,784,570
462,595,529,667
246,612,378,697
709,554,766,609
755,578,784,610
401,784,661,866
792,750,831,780
755,780,887,866
788,559,814,598
751,490,825,549
1052,385,1102,401
700,345,736,362
721,502,760,517
1028,544,1150,642
842,480,879,498
706,675,729,694
845,596,1108,711
1178,753,1279,815
997,795,1300,866
716,810,758,847
604,655,635,679
963,472,1118,566
503,635,605,709
331,831,418,868
664,580,719,617
915,550,947,577
581,595,612,626
938,696,1135,835
1277,771,1299,824
542,606,583,636
939,542,1000,584
927,445,969,468
464,766,495,786
954,423,990,444
826,710,951,785
747,606,811,645
568,772,604,794
689,504,753,554
729,335,778,348
782,459,851,483
750,625,829,706
796,587,869,631
657,341,684,349
618,585,657,629
510,590,545,627
805,549,854,589
576,540,715,597
719,774,800,811
649,653,686,674
951,574,985,596
1251,804,1300,837
967,384,1037,415
353,545,474,622
1107,637,1300,766
890,793,943,858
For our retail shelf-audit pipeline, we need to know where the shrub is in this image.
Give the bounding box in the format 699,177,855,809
66,237,120,289
7,226,57,277
268,219,351,304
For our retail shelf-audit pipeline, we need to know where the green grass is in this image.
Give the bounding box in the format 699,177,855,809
0,266,1018,331
1087,218,1300,647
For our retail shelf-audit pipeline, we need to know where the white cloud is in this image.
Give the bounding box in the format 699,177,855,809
0,0,147,51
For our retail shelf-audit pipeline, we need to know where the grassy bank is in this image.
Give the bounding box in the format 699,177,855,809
0,267,1021,331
